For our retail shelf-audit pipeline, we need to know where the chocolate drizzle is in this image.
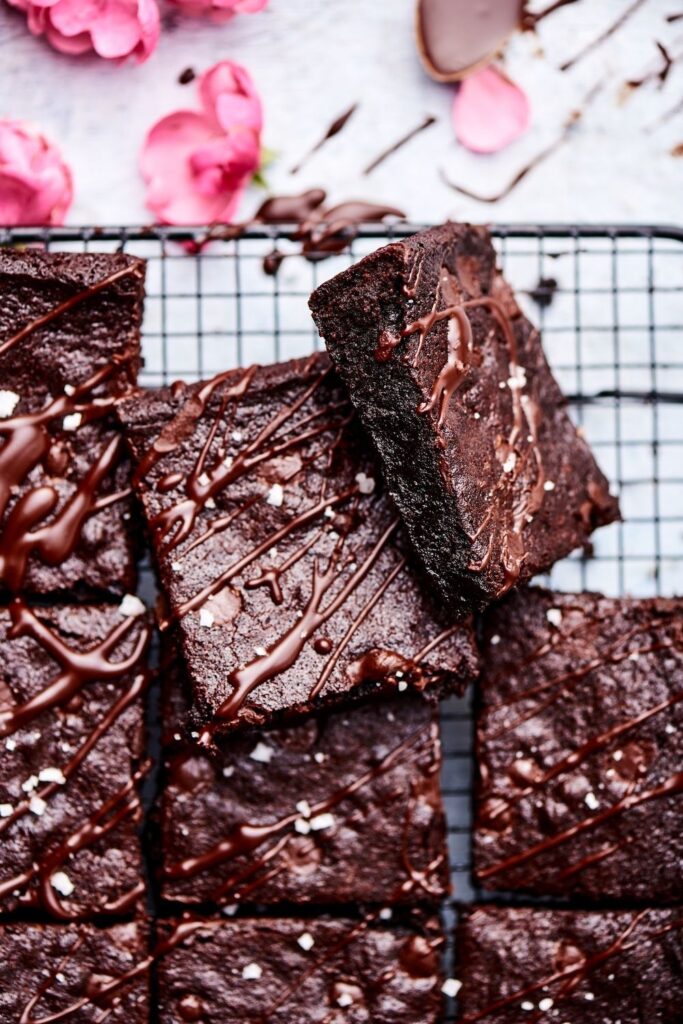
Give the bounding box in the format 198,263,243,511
290,103,358,174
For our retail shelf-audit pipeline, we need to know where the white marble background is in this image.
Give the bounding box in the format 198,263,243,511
0,0,681,226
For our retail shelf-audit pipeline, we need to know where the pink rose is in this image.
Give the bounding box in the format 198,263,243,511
0,120,73,225
6,0,160,62
167,0,267,20
140,61,263,225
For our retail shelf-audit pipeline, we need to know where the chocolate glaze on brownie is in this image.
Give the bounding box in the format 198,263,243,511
161,652,449,907
457,905,683,1023
0,920,149,1023
474,587,683,902
117,353,478,739
0,249,145,598
0,600,150,918
309,223,619,614
158,915,445,1023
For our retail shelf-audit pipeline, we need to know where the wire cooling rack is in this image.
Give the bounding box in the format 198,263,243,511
2,222,681,1010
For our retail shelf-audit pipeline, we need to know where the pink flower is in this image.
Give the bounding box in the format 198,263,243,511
453,66,530,154
0,120,73,225
167,0,267,21
6,0,160,62
141,61,263,225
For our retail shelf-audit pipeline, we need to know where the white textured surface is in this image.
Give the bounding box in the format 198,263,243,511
0,0,681,226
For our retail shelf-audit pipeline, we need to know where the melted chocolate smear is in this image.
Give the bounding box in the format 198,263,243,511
290,103,358,174
263,249,286,276
528,276,558,307
363,115,437,175
666,11,683,22
416,0,523,81
178,67,196,85
441,80,603,203
560,0,647,72
627,41,675,89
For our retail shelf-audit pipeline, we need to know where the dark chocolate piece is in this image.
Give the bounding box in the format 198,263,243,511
0,248,145,598
310,223,619,614
161,652,449,907
158,916,445,1023
0,920,149,1023
474,587,683,902
0,600,150,918
117,353,478,739
416,0,523,81
457,905,683,1023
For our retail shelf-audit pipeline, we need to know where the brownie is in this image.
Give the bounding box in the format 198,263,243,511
456,905,683,1023
158,915,445,1023
0,599,150,917
117,353,478,739
473,587,683,901
309,223,619,614
161,652,449,907
0,248,145,598
0,920,149,1023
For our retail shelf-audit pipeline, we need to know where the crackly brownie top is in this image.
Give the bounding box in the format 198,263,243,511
309,223,619,612
118,353,478,738
457,905,683,1023
157,916,445,1023
0,599,150,918
0,248,145,597
0,920,149,1023
474,587,683,902
161,655,449,907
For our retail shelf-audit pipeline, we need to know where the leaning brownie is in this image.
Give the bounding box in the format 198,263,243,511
473,587,683,901
158,915,445,1023
0,599,150,917
309,223,618,613
160,651,449,907
456,905,683,1023
117,353,478,739
0,920,149,1023
0,248,145,597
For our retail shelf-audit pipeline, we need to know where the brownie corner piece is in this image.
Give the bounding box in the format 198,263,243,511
0,919,149,1023
158,915,445,1023
309,222,619,612
118,352,478,739
160,651,449,907
473,586,683,902
456,905,683,1023
0,599,151,918
0,247,146,598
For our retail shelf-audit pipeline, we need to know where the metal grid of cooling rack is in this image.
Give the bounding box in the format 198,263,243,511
1,222,681,1011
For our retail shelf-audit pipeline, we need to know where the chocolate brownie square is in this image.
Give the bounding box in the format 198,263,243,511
456,905,683,1023
0,248,145,597
160,651,449,907
158,915,445,1023
117,353,478,739
0,920,149,1023
474,587,683,901
0,599,150,917
309,223,619,614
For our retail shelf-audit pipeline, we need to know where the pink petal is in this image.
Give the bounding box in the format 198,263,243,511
88,4,144,59
453,65,530,155
43,22,94,54
199,60,260,124
0,120,73,225
48,0,103,36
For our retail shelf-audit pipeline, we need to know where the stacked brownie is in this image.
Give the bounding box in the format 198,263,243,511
2,224,678,1022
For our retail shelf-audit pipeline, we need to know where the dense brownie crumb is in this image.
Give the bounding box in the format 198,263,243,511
309,223,619,613
0,600,150,918
456,905,683,1023
0,248,145,598
117,353,478,739
160,652,449,907
158,915,445,1023
0,920,149,1023
474,587,683,902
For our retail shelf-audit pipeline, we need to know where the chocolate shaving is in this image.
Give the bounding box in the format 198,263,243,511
528,276,559,307
440,81,603,204
560,0,647,72
363,115,437,175
290,104,358,174
178,67,196,85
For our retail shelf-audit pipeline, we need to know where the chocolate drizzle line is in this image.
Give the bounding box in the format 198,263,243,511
461,912,683,1023
363,115,437,175
559,0,647,72
290,103,358,174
